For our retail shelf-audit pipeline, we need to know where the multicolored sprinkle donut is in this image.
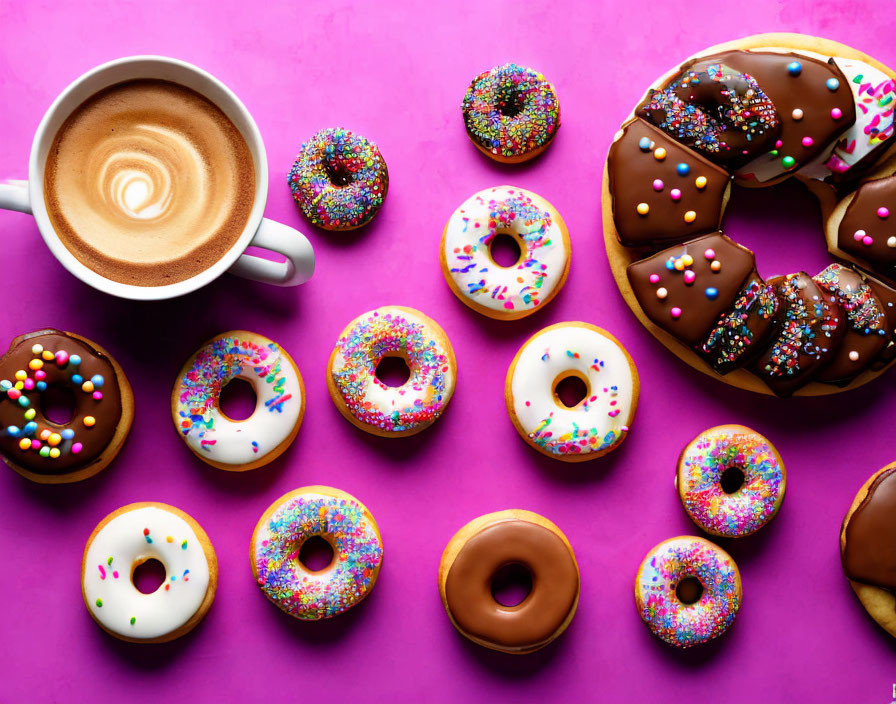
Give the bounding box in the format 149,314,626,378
635,536,742,648
441,186,571,320
251,486,383,621
676,425,786,538
172,331,305,471
327,306,457,437
288,127,388,231
461,63,560,163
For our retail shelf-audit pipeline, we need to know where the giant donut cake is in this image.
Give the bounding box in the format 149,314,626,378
603,34,896,396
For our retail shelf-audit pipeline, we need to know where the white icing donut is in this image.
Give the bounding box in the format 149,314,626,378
172,331,305,468
506,322,639,460
82,504,214,641
441,186,571,318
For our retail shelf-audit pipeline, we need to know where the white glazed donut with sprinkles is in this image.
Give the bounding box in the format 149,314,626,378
505,322,639,462
441,185,571,320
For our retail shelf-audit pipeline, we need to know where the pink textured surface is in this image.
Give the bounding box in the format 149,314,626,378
1,1,895,701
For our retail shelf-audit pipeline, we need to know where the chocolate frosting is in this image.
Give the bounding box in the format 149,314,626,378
626,233,756,346
445,519,578,651
838,175,896,277
812,263,887,385
608,119,729,247
0,330,122,474
690,50,855,181
843,468,896,592
750,272,846,396
866,273,896,370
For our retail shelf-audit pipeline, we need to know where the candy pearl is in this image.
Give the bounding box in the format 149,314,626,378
23,379,34,391
684,210,697,223
649,274,660,284
849,350,860,362
6,388,20,400
801,137,814,147
653,179,664,191
55,351,69,366
695,176,707,190
34,370,46,381
676,163,690,176
72,443,83,454
23,422,37,434
638,137,652,151
705,287,719,300
39,446,50,458
4,426,19,437
682,254,694,266
665,259,675,271
69,355,81,366
92,391,103,401
637,202,649,215
72,374,83,385
28,359,42,371
14,370,26,381
82,381,95,393
656,287,668,299
670,188,682,201
674,258,686,271
30,344,43,355
84,416,96,427
787,61,802,76
30,440,40,450
826,78,840,91
683,270,696,285
49,448,60,459
654,147,667,161
24,409,35,421
0,381,8,390
888,237,896,248
831,108,843,120
670,307,682,319
41,350,54,361
40,429,51,441
14,382,23,390
792,108,804,121
18,438,30,451
711,260,722,272
878,207,890,219
863,235,874,246
61,429,74,440
782,156,796,169
91,375,104,389
704,248,716,260
854,229,866,241
48,433,62,447
36,382,46,392
775,140,784,149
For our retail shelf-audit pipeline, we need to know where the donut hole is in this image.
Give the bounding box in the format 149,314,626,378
675,576,704,605
324,160,353,187
488,232,523,268
720,466,747,494
490,563,533,607
218,378,257,421
497,91,526,118
132,558,167,595
41,384,76,425
552,371,590,409
297,535,335,573
375,355,410,388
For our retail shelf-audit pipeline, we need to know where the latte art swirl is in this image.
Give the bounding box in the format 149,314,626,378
45,80,255,287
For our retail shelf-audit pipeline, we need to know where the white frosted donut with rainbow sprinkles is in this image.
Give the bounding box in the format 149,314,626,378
505,322,639,461
172,331,305,471
440,186,571,319
327,306,457,437
634,536,741,648
81,502,217,643
251,486,383,620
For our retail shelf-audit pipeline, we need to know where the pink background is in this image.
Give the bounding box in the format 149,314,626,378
1,0,895,701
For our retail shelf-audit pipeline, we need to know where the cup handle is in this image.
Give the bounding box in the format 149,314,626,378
0,180,31,214
228,217,315,287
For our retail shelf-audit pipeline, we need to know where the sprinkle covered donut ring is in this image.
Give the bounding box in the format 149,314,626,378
676,425,786,538
438,510,579,654
440,185,571,319
635,536,742,648
0,329,133,483
461,63,560,163
251,486,383,621
840,463,896,638
604,33,896,396
81,502,217,643
327,306,456,437
505,322,639,461
172,331,305,471
288,127,388,231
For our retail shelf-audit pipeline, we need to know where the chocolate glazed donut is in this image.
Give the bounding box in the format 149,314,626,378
439,510,579,654
0,330,133,483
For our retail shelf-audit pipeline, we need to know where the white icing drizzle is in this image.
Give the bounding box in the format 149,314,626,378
174,333,303,466
442,186,569,315
509,324,637,457
83,506,212,640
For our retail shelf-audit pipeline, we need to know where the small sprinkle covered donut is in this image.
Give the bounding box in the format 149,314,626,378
251,486,383,621
676,425,786,538
172,331,305,471
327,306,457,437
81,502,217,643
461,63,560,163
0,329,133,484
505,322,639,461
288,127,388,231
635,536,742,648
441,185,571,319
438,509,579,654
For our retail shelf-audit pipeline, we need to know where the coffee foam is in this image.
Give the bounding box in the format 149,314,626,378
44,79,255,287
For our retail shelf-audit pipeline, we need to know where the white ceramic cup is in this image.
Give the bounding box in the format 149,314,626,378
0,55,315,300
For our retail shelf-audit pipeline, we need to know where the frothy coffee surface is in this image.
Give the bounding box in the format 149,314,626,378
44,79,255,287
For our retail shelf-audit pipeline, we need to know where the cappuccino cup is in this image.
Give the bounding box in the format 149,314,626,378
0,56,314,300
